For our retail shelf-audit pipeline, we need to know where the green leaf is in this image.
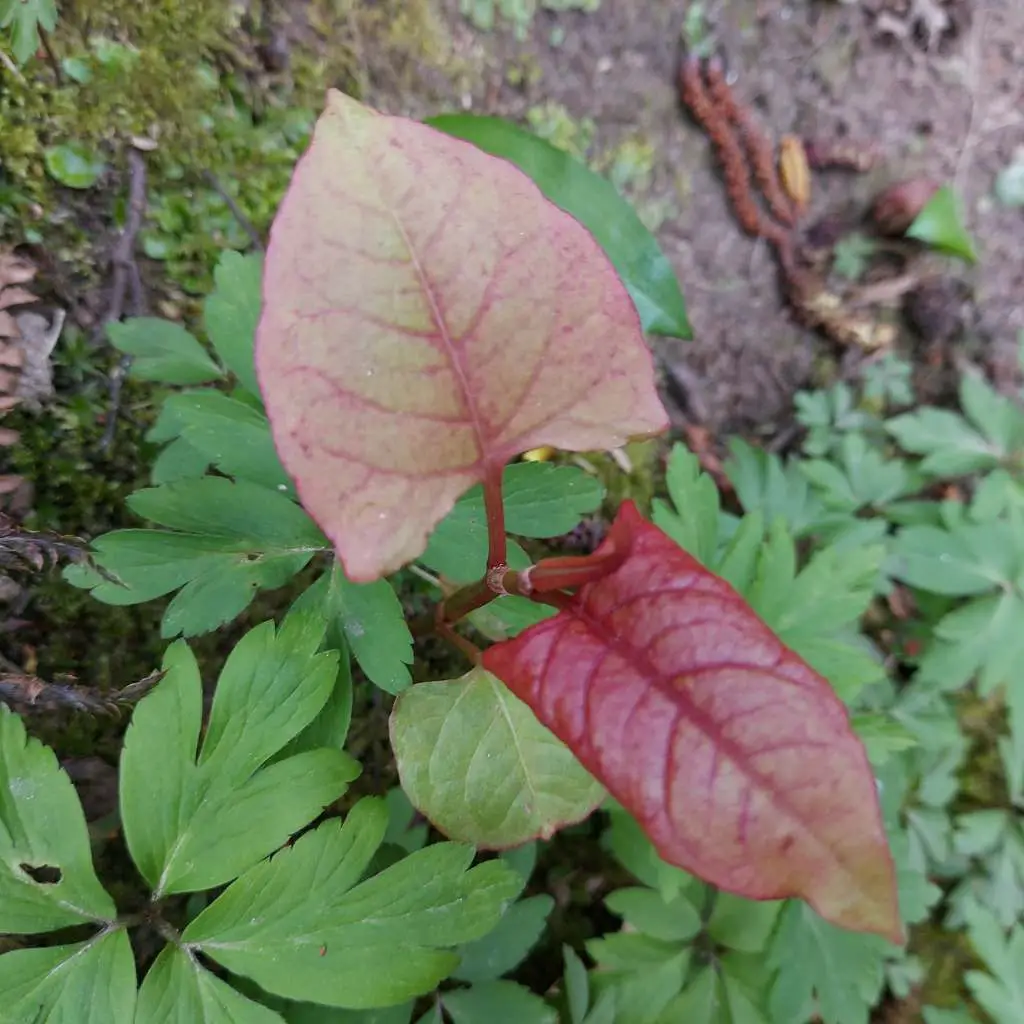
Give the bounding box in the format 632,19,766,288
852,713,917,766
589,944,688,1022
183,799,521,1009
918,591,1024,693
427,115,689,338
964,903,1024,1022
159,391,292,493
422,463,603,582
707,892,782,953
107,317,222,385
65,478,326,637
442,982,557,1024
1,0,56,64
283,1005,413,1024
563,946,589,1024
889,522,1015,595
390,666,604,847
724,440,824,536
604,886,701,943
204,251,264,396
768,901,887,1024
0,930,136,1023
0,706,115,933
887,407,1001,476
324,563,412,694
959,370,1024,455
43,143,105,189
906,185,978,263
651,445,720,566
135,944,286,1024
151,436,210,484
120,608,357,896
453,895,554,982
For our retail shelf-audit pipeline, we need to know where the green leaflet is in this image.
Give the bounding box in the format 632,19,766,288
63,478,327,637
964,902,1024,1023
724,440,825,537
453,894,554,982
155,391,292,493
204,250,264,397
390,666,604,848
886,406,1003,477
604,887,701,944
442,981,557,1024
889,522,1019,596
422,462,604,582
428,115,690,339
323,563,413,695
0,930,136,1024
135,945,285,1024
652,445,721,567
120,605,357,896
2,0,57,65
0,706,115,933
767,901,888,1024
183,799,520,1009
906,185,978,264
107,317,222,385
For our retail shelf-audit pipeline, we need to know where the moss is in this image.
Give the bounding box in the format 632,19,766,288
526,101,595,160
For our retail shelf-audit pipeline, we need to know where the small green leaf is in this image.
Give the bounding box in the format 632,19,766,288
135,944,286,1024
151,436,210,484
906,185,978,263
204,251,264,396
159,391,291,493
887,407,1000,476
428,115,690,338
604,886,701,943
390,667,604,848
453,894,554,982
0,706,115,933
724,440,824,536
768,901,888,1024
563,946,589,1024
443,982,557,1024
183,799,521,1009
652,444,720,567
0,930,136,1023
107,317,222,385
120,608,357,897
44,143,105,189
65,478,327,637
707,892,782,953
889,523,1014,595
325,563,413,694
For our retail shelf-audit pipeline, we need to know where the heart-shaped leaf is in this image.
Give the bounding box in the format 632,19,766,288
257,92,667,582
483,502,900,941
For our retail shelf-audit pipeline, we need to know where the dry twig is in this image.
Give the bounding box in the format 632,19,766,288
0,669,165,716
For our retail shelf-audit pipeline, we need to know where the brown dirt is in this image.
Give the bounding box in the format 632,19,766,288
381,0,1024,438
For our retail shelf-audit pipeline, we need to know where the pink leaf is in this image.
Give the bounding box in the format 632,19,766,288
484,502,901,942
256,93,668,582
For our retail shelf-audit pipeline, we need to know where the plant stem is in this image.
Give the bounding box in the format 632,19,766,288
483,462,506,570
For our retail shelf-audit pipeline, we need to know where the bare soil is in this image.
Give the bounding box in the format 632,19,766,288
408,0,1024,438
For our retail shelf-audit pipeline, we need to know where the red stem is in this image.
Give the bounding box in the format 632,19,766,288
505,545,627,596
483,463,507,570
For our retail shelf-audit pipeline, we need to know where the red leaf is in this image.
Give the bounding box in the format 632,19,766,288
484,502,901,941
256,93,668,582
